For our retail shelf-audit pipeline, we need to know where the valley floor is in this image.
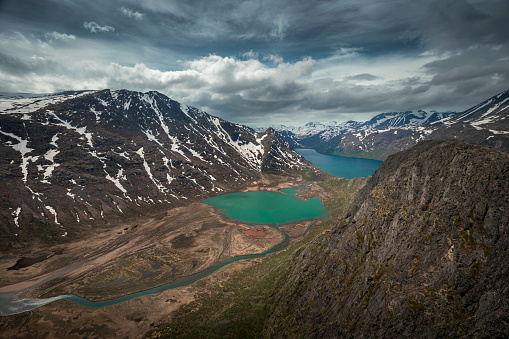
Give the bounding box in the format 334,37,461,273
0,173,345,338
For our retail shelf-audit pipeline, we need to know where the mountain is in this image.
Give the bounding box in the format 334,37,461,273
425,90,509,148
0,89,306,248
332,90,509,160
263,110,457,155
271,90,509,160
361,110,456,130
266,140,509,337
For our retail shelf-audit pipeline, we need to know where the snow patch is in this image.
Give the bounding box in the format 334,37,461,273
136,147,167,193
45,205,62,226
489,129,509,135
97,98,109,107
0,128,37,183
12,207,21,228
105,168,128,194
90,107,101,122
188,147,206,161
142,129,163,146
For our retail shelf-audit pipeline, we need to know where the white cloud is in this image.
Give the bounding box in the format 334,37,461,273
119,7,144,20
83,21,115,33
242,50,259,59
45,31,76,42
0,48,493,125
263,54,284,65
1,24,508,126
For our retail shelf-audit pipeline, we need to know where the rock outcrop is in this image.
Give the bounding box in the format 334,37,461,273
266,140,509,338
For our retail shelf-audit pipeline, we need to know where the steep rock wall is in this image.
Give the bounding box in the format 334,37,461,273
266,140,509,338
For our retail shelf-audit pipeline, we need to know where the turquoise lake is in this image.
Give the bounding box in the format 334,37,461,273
203,187,329,224
295,148,382,179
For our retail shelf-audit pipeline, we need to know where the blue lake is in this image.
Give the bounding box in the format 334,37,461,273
296,148,382,179
0,148,378,315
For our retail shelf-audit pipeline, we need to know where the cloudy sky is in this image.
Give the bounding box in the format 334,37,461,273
0,0,508,126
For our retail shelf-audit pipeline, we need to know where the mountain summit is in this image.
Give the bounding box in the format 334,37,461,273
0,89,306,246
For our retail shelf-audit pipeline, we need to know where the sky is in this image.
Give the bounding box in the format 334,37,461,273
0,0,508,126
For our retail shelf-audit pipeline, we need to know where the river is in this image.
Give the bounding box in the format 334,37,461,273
0,148,380,315
0,187,327,316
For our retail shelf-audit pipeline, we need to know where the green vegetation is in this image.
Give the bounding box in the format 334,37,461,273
145,177,363,338
146,217,337,338
300,166,329,181
319,177,367,218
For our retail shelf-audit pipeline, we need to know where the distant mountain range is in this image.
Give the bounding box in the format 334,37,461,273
260,90,509,160
0,90,306,247
256,110,456,150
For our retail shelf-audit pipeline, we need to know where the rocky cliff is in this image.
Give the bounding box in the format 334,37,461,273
0,90,306,248
266,140,509,338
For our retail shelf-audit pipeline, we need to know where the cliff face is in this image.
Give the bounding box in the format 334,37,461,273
266,140,509,338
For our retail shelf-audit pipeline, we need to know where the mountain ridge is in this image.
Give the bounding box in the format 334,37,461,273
264,90,509,160
257,109,457,149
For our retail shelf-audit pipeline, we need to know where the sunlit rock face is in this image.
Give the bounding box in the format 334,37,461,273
267,140,509,338
0,89,306,247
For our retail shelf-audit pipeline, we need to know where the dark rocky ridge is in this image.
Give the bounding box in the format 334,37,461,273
266,140,509,338
0,89,307,249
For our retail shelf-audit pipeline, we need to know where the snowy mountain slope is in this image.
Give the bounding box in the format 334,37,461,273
261,110,456,150
0,89,306,246
316,90,509,160
360,110,456,130
268,91,508,160
428,89,509,138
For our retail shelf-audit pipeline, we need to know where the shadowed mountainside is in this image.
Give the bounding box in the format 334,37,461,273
266,140,509,338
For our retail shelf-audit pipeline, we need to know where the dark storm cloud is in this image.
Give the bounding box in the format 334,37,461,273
416,0,509,52
0,52,32,75
0,0,508,125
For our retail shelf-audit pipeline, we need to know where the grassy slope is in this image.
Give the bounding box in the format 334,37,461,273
145,176,366,338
